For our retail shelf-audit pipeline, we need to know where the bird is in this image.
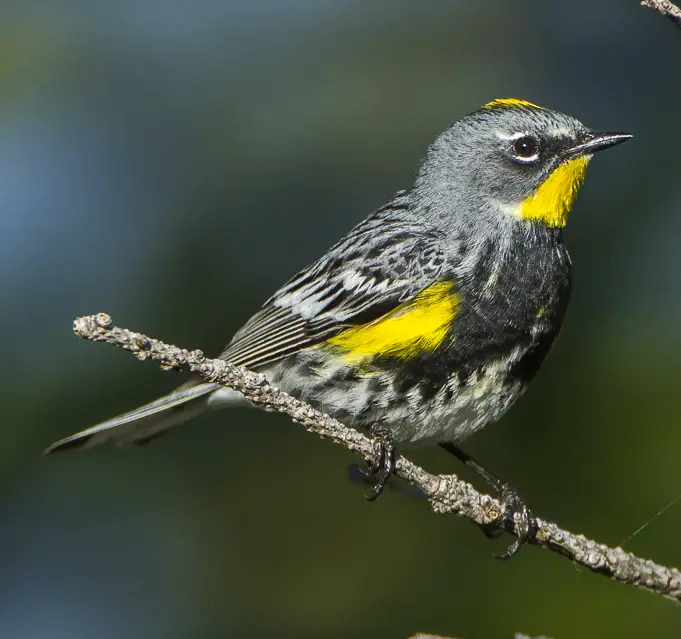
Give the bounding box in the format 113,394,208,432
47,98,631,553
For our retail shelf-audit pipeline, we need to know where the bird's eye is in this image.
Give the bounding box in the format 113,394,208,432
512,136,539,161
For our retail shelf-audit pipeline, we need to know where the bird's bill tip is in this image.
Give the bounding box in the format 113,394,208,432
568,132,633,157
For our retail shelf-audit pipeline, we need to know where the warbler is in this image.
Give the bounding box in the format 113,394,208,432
47,99,630,551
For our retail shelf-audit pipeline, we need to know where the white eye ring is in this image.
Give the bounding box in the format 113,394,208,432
512,135,540,164
496,131,540,164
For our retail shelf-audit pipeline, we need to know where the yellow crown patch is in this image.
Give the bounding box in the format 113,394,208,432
483,98,542,110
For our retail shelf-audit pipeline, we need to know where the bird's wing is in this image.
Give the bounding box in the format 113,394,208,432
221,204,448,370
44,202,449,454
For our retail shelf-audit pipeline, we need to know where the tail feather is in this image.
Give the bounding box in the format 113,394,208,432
45,382,221,454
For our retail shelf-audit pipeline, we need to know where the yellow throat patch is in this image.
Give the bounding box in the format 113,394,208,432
326,281,459,365
519,156,590,228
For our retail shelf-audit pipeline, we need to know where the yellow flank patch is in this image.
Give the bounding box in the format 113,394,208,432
520,156,591,228
483,98,542,110
326,281,459,365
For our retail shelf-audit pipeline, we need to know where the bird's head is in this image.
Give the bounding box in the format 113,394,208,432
415,98,631,229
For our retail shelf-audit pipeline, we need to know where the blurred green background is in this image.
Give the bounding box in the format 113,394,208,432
3,1,681,637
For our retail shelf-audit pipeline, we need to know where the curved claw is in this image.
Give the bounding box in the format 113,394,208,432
438,443,538,558
363,424,397,502
493,484,538,559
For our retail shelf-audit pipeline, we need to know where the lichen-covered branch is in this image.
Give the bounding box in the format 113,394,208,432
72,313,681,604
641,0,681,29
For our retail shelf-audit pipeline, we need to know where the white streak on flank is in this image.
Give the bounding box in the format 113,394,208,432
484,264,500,296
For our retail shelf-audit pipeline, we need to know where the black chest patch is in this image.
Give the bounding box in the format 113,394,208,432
385,226,572,397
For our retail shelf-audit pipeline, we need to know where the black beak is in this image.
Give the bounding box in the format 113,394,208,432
565,132,633,158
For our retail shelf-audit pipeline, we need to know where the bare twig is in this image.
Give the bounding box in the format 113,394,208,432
408,635,548,639
641,0,681,29
72,313,681,604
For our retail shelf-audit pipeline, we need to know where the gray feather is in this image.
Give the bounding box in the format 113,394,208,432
221,195,446,370
45,193,445,453
45,382,220,453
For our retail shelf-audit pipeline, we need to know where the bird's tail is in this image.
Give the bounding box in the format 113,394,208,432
45,382,222,454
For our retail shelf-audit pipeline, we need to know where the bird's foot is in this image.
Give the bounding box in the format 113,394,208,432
347,464,425,500
489,482,538,560
438,443,537,558
363,424,397,502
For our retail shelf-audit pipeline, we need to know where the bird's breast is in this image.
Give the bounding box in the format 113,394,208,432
446,229,572,384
